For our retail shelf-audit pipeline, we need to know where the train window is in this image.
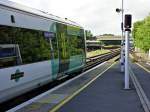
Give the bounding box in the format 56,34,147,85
78,29,85,50
44,32,58,59
56,23,70,60
0,44,22,68
0,25,51,69
56,23,70,73
50,33,59,59
18,29,51,64
67,26,80,36
67,26,85,56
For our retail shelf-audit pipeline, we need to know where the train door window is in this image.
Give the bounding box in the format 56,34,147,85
56,23,70,73
67,26,84,56
78,29,85,54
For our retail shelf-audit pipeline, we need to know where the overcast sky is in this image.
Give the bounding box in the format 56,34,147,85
10,0,150,36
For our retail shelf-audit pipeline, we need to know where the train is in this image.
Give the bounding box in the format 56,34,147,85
0,0,86,103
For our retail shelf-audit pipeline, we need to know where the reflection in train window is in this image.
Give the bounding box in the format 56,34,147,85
0,44,22,68
0,25,51,68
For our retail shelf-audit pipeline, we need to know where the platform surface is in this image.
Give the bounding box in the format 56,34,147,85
56,63,144,112
131,62,150,102
138,62,150,71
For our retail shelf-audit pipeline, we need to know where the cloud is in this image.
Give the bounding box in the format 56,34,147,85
9,0,150,35
126,0,150,21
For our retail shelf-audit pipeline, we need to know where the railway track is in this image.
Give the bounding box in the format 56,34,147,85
85,49,120,70
0,49,120,111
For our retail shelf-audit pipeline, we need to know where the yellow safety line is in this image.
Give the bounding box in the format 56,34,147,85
49,62,117,112
136,63,150,73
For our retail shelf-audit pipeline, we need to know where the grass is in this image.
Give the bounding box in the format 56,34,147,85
87,49,110,58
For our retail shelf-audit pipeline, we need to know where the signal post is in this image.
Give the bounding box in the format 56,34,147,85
124,14,132,89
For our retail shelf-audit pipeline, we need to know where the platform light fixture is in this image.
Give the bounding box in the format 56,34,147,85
116,0,124,73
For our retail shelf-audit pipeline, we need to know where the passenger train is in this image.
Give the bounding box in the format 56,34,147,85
0,0,86,103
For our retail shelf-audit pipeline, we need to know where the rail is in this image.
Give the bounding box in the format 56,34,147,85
85,49,120,70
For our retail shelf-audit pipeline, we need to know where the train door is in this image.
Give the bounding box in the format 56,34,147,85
44,31,59,79
56,23,70,74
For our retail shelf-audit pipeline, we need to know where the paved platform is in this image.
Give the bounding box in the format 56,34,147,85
131,63,150,103
138,62,150,72
56,63,144,112
8,60,150,112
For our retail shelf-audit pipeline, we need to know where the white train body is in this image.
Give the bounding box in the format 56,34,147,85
0,0,86,103
0,61,52,102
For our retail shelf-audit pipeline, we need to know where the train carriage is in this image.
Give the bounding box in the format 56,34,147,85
0,0,86,103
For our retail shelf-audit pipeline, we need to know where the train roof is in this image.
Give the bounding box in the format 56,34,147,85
0,0,83,28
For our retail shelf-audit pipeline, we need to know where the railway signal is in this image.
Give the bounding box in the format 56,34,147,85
124,14,132,89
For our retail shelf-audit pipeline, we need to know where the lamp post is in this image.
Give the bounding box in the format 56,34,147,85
116,0,124,72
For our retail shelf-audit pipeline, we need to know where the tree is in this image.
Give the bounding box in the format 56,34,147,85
85,30,93,40
132,15,150,52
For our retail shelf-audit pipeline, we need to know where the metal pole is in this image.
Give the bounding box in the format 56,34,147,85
120,0,124,72
122,0,124,23
122,0,124,43
124,30,130,89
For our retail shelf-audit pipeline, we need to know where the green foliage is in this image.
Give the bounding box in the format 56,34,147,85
132,15,150,52
0,26,51,64
56,23,84,61
85,30,93,40
16,30,51,63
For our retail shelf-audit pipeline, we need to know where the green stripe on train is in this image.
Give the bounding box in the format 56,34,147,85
69,55,84,72
51,59,59,79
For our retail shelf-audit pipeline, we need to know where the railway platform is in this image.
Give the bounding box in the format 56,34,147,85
8,58,150,112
